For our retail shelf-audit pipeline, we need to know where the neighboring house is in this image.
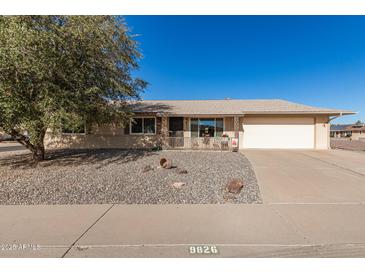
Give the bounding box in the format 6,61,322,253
44,99,354,150
330,121,365,140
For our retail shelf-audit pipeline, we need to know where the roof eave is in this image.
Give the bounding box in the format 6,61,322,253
133,111,357,116
240,111,356,115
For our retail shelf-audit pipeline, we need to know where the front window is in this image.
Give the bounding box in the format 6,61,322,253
130,117,156,134
144,118,156,134
199,119,215,137
131,118,143,134
190,118,224,137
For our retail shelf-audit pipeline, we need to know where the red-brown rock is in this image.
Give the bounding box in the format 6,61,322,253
226,179,244,194
160,158,172,169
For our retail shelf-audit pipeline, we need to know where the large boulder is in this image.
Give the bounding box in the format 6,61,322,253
226,179,244,194
160,158,172,169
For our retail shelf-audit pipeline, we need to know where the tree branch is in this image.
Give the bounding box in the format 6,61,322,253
9,129,36,153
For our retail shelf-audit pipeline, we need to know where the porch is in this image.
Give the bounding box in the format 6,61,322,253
161,116,241,150
165,136,234,150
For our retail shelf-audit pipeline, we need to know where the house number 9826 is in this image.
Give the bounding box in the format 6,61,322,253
188,245,219,255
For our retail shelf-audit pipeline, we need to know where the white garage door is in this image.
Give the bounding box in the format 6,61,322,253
241,117,315,149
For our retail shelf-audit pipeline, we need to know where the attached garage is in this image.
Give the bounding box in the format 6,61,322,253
241,117,315,149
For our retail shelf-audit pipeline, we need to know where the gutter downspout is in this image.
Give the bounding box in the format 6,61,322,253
329,112,343,122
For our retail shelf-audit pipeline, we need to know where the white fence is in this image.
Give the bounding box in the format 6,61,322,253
165,137,233,150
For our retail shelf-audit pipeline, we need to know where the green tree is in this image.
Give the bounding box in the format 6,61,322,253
0,16,146,161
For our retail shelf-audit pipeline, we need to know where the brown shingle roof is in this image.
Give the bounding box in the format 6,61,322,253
345,125,365,132
130,99,355,116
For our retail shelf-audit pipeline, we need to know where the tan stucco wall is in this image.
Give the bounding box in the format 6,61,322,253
224,117,235,137
224,117,234,131
315,115,330,149
91,124,125,136
45,133,160,149
45,120,161,149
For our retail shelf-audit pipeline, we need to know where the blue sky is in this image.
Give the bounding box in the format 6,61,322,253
125,16,365,124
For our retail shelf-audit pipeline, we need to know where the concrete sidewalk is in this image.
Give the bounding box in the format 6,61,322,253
1,203,365,257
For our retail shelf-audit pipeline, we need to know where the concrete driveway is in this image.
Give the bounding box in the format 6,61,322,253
244,149,365,204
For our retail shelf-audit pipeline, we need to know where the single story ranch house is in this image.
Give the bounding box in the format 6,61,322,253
330,121,365,140
45,99,354,150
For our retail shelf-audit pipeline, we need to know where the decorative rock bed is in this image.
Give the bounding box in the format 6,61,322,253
0,149,262,205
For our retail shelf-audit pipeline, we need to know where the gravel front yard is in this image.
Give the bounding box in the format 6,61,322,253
0,149,262,205
331,139,365,152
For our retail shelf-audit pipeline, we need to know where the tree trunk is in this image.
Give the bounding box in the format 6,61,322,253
10,127,47,162
32,127,47,161
32,145,45,161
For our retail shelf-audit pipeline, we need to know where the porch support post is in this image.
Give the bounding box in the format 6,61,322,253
233,116,240,151
233,116,240,138
161,116,169,148
183,117,190,138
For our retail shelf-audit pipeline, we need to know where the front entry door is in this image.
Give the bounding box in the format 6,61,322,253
169,117,184,147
